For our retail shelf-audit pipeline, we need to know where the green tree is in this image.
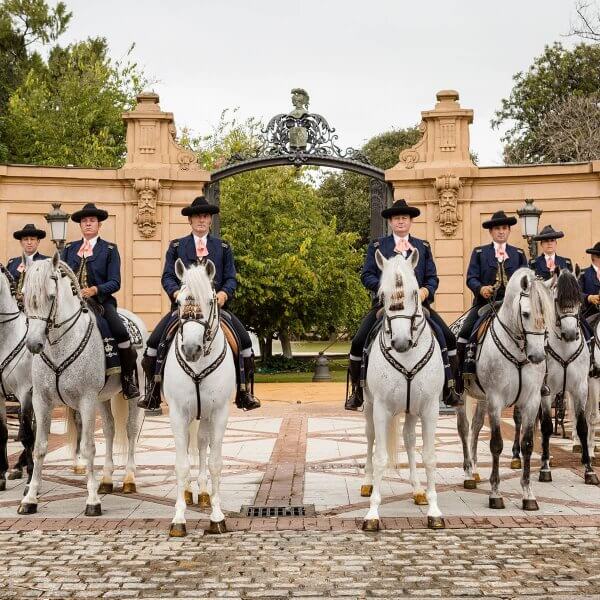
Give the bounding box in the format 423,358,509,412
3,37,146,167
492,42,600,163
317,127,421,246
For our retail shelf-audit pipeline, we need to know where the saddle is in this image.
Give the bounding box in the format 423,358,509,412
475,314,493,342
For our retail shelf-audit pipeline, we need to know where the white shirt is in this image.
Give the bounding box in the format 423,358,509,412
24,253,35,266
82,236,99,249
593,264,600,277
493,241,508,262
193,233,208,247
393,233,411,257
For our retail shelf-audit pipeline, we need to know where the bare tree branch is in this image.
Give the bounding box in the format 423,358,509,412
569,0,600,42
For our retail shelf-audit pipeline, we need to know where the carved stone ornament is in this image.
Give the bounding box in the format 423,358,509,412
434,173,462,237
134,178,160,238
399,121,428,169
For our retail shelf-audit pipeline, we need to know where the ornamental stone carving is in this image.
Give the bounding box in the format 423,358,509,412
134,178,160,238
434,173,462,237
399,121,427,169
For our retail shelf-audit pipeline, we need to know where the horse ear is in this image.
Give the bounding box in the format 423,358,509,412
205,259,216,282
174,258,186,281
375,249,387,271
575,263,581,278
409,248,419,270
520,274,530,292
554,265,561,276
52,250,60,269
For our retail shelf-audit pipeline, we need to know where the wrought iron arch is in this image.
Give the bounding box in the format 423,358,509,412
205,89,391,240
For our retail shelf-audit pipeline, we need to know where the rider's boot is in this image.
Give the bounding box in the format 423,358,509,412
235,355,261,411
455,342,466,394
462,340,477,383
344,359,364,411
442,353,462,407
137,353,162,411
118,345,140,400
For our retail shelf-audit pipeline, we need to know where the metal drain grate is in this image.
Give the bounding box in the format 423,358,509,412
241,505,315,518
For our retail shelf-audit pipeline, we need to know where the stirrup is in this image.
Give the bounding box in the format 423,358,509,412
344,390,364,412
235,390,261,411
443,387,463,407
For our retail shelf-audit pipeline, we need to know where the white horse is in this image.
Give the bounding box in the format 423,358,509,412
361,249,445,531
18,252,147,515
0,264,34,489
456,268,554,510
164,259,236,537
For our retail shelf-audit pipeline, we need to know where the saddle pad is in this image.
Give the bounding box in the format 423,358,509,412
476,315,493,342
119,313,143,347
221,321,239,358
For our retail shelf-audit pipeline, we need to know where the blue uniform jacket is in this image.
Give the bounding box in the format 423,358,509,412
61,238,120,305
361,234,438,307
529,254,572,280
467,243,527,306
161,233,237,302
579,266,600,318
6,252,48,281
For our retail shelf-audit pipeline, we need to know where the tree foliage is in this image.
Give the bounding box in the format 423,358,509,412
492,42,600,164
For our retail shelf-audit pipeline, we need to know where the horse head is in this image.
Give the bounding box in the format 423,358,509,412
553,266,582,343
175,258,218,362
376,248,423,353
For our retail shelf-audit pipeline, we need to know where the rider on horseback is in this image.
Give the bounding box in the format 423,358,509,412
456,210,528,390
138,196,260,413
7,224,48,299
528,225,572,279
61,203,140,400
345,199,461,411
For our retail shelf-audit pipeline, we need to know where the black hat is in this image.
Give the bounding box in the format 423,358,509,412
13,223,46,240
482,210,517,229
71,203,108,223
533,225,564,241
181,196,220,217
586,242,600,256
381,199,420,219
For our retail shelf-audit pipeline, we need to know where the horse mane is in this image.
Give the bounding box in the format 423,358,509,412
23,258,81,313
504,267,554,329
181,263,214,316
0,263,17,298
556,269,581,312
378,254,418,309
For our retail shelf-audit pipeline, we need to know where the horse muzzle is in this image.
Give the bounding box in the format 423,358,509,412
527,351,545,365
391,338,411,353
182,345,202,363
26,340,43,354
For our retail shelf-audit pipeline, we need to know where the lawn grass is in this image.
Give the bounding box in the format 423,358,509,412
254,370,346,383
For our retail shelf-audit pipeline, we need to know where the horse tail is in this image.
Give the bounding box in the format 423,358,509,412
188,420,199,466
65,407,78,460
110,394,129,458
386,413,402,469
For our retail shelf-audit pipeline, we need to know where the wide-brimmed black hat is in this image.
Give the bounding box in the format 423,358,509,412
482,210,517,229
586,242,600,256
181,196,220,217
13,223,46,240
71,203,108,223
381,199,420,219
533,225,564,241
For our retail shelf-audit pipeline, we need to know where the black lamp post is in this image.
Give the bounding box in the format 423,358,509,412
44,203,70,251
517,199,542,260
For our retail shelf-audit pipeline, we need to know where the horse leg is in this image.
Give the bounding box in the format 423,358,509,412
511,405,522,469
539,395,553,482
20,393,35,485
169,415,191,537
422,410,444,529
80,403,101,516
576,400,599,485
19,396,51,514
197,417,211,509
206,407,228,534
588,382,599,466
362,401,390,532
488,403,505,509
456,403,475,488
73,409,86,474
123,399,142,494
569,394,582,452
0,398,8,491
470,400,486,482
403,413,425,505
97,402,115,494
360,398,375,497
520,406,538,510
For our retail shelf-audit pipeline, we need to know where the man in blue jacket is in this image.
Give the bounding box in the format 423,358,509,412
529,225,572,279
580,242,600,320
7,224,48,293
457,210,528,386
345,199,460,411
61,203,139,400
138,196,260,412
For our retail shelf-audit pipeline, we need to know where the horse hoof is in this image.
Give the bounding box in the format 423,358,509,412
122,482,136,494
206,520,227,535
73,465,86,475
464,479,477,490
413,492,428,506
539,470,552,482
184,490,194,506
97,482,113,494
0,478,5,491
510,458,522,470
473,473,481,483
572,444,582,453
360,485,373,497
585,472,600,485
84,503,102,517
489,497,505,510
169,523,187,538
362,519,380,532
198,492,211,509
23,485,29,497
17,502,37,515
7,469,23,481
427,516,445,530
522,499,539,511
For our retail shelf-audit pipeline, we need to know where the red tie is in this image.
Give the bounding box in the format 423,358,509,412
77,239,93,258
196,238,208,258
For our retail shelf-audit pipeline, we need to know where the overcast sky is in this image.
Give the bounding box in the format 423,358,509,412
58,0,580,166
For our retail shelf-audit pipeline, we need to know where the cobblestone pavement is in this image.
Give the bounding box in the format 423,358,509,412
1,527,599,599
